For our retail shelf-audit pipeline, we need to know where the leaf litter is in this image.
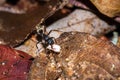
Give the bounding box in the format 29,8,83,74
0,0,120,80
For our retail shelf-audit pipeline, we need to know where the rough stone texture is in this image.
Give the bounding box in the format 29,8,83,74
28,32,120,80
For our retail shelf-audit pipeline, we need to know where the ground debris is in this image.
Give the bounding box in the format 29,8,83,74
47,9,116,37
28,32,120,80
0,0,62,46
0,45,33,80
90,0,120,17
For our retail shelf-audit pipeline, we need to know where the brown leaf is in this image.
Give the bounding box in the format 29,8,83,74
90,0,120,17
0,0,61,46
28,32,120,80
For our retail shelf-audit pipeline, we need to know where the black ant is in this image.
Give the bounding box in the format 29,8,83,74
33,0,67,54
35,24,61,54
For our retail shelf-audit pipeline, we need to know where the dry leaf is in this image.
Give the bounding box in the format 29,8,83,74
0,45,33,80
0,0,61,46
90,0,120,17
28,32,120,80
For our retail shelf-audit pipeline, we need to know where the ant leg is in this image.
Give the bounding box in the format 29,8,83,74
36,42,44,55
47,29,63,39
47,30,60,36
50,37,57,44
42,25,46,33
47,30,53,36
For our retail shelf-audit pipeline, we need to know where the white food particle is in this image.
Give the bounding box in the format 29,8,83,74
47,44,61,52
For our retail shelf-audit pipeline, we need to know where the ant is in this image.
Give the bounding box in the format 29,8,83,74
35,24,61,54
33,0,68,54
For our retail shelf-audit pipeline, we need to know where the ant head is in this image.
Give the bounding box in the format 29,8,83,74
36,24,46,34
